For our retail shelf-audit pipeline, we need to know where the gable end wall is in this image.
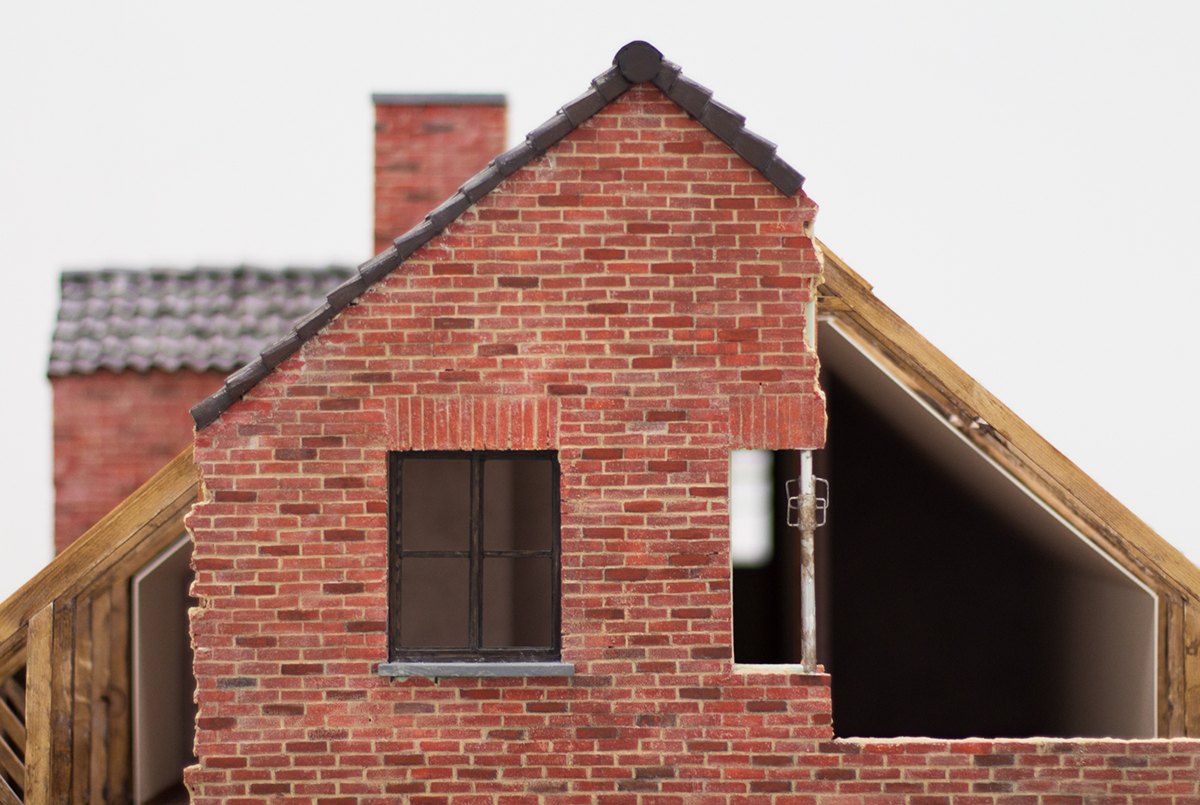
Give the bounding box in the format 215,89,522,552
185,83,1200,804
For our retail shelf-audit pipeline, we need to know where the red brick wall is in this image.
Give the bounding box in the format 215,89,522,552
374,98,506,255
185,83,1200,804
188,84,825,803
51,369,225,553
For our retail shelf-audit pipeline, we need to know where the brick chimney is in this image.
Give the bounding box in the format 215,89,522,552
372,94,507,254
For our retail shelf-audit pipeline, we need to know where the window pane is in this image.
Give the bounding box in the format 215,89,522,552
400,558,468,647
483,458,554,551
401,456,470,552
483,557,552,648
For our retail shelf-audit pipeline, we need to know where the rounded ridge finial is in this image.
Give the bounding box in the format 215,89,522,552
614,41,663,84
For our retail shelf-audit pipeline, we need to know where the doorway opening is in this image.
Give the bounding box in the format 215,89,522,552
132,535,196,805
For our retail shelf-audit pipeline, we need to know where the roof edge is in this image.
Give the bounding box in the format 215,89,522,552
192,41,808,431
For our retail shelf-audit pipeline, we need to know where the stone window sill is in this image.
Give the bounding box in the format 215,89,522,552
377,661,576,679
733,662,827,675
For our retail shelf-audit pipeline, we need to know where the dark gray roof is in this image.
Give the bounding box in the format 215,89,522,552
191,41,808,430
49,267,354,376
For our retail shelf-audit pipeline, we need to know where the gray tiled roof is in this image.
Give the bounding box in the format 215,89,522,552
49,266,354,376
188,41,809,430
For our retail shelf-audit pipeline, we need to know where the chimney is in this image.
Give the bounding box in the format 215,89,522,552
373,94,507,255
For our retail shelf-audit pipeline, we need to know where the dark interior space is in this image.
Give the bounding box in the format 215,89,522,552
822,367,1060,738
731,322,1156,739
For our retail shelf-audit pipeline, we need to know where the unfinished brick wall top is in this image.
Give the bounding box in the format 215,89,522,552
373,95,506,255
187,81,829,804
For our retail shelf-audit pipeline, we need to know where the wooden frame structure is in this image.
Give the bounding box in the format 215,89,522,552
0,449,198,805
816,240,1200,736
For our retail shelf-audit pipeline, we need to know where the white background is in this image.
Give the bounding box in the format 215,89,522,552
1,1,1197,599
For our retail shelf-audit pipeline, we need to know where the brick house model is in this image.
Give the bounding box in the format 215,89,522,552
3,40,1200,805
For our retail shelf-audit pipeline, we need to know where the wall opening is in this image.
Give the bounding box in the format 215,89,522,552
730,321,1157,738
731,449,802,665
133,535,196,805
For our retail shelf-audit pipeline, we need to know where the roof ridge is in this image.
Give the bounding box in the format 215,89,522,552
191,40,807,430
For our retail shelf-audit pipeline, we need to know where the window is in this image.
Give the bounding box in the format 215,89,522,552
387,451,561,662
730,449,807,665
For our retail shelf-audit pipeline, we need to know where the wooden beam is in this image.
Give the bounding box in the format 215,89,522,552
0,681,23,722
0,773,19,805
0,695,23,754
70,597,91,805
816,296,851,312
0,649,26,690
816,239,1200,601
88,593,110,805
1187,601,1200,737
75,513,189,606
50,600,75,805
1159,595,1169,737
106,582,130,805
0,736,23,798
0,448,198,641
25,603,53,805
1167,598,1188,736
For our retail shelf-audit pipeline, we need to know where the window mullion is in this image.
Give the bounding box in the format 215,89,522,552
468,453,484,650
388,453,403,653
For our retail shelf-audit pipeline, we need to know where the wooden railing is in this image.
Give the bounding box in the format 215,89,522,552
0,450,198,805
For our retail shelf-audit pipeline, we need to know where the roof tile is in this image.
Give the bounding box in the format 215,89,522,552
49,267,354,377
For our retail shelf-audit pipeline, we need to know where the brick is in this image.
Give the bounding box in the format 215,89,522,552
582,448,623,460
583,248,626,260
281,663,322,676
497,276,538,289
262,704,305,716
325,529,365,542
587,302,627,315
197,717,236,731
479,343,519,356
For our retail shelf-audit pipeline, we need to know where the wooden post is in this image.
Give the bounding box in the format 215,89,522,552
49,601,75,805
25,604,54,805
88,592,110,804
1186,601,1200,737
70,598,91,805
107,583,130,805
1168,599,1187,737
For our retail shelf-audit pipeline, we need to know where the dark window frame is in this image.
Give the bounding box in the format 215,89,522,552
387,450,561,662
